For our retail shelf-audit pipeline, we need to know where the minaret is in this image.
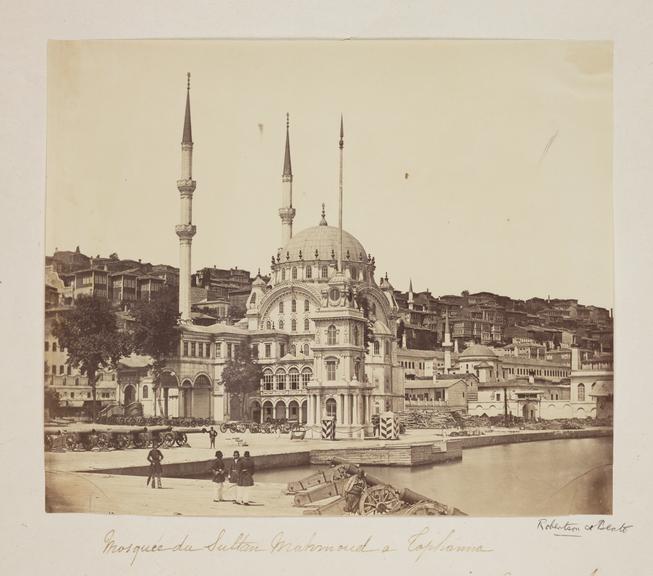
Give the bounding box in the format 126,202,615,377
443,310,453,373
338,115,344,272
408,279,414,310
175,73,196,323
279,113,296,248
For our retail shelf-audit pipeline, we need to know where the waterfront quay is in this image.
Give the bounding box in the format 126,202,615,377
45,426,612,517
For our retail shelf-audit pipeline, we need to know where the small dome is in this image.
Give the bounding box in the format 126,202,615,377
282,225,367,263
460,344,497,358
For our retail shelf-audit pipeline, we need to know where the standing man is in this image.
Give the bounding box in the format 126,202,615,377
208,426,218,449
210,450,226,502
229,450,241,504
237,451,255,506
147,442,164,489
372,413,380,438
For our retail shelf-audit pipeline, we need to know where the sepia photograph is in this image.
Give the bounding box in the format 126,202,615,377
44,39,613,518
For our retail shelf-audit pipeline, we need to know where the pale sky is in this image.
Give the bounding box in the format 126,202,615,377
46,40,613,308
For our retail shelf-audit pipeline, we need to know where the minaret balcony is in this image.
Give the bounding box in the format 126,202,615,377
177,179,196,193
279,206,296,222
175,224,197,239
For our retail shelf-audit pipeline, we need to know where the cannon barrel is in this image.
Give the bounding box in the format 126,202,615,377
172,427,207,434
143,426,173,433
104,426,148,433
44,427,64,435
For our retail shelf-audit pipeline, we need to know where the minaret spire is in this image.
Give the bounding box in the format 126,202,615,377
279,113,296,248
182,73,193,145
338,114,344,273
283,112,292,177
176,72,197,323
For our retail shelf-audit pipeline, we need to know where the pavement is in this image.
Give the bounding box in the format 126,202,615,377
44,425,612,517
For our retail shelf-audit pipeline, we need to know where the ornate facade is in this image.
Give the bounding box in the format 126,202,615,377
151,77,404,436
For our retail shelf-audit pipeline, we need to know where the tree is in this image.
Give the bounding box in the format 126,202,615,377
130,286,180,409
228,303,247,324
221,338,263,421
44,388,60,419
52,295,130,422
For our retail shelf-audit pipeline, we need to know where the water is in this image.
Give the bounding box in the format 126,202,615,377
254,437,613,517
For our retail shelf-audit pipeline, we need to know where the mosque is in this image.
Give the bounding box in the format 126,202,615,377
146,76,405,436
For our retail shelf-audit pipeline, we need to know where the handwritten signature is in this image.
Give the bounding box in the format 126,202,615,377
536,518,633,537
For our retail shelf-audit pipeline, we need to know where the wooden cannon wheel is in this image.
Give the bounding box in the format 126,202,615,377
64,433,79,451
358,485,403,515
174,432,188,447
401,500,450,516
96,433,110,450
113,433,130,450
133,432,148,449
162,432,176,448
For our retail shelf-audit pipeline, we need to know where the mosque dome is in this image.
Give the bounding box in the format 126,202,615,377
281,225,368,264
460,344,497,358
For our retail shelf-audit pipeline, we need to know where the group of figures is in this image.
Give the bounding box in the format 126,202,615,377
145,444,256,505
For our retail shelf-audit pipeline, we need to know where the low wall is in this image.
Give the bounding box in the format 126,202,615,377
92,451,311,478
310,440,463,467
459,428,612,449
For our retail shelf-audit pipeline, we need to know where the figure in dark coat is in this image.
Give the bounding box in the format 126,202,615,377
208,427,218,448
210,450,225,502
147,445,164,489
237,451,255,505
229,451,241,503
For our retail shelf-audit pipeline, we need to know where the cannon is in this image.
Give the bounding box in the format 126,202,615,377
59,429,106,451
44,427,67,451
171,427,208,447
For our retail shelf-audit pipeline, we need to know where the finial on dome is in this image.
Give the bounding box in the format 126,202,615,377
319,203,328,226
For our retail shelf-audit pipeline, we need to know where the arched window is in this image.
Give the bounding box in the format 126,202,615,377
303,343,310,356
291,299,297,312
67,365,71,375
327,325,337,345
385,340,390,355
306,266,312,279
266,320,271,330
281,268,286,281
301,367,312,387
291,319,297,332
279,301,284,313
353,325,360,346
351,267,358,280
275,369,286,390
289,368,300,390
75,377,79,386
578,383,585,402
279,319,285,330
373,340,380,354
53,342,57,352
304,299,310,312
250,292,257,304
354,359,361,380
263,370,274,390
292,267,297,280
304,318,310,331
326,398,337,418
290,344,296,356
142,385,149,399
321,266,328,279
